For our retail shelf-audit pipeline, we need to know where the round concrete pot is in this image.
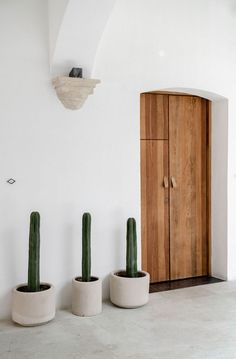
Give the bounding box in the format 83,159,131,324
110,270,150,308
12,283,55,326
72,277,102,317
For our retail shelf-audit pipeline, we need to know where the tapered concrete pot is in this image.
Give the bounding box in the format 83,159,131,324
72,277,102,317
12,283,55,326
110,271,150,308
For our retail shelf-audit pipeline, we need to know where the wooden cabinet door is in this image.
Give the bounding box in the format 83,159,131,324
141,140,169,282
169,96,208,280
140,94,168,140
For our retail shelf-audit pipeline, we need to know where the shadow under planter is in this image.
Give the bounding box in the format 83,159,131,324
12,283,55,326
72,277,102,317
110,271,150,308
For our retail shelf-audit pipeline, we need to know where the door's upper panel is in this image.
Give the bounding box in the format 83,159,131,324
140,94,168,140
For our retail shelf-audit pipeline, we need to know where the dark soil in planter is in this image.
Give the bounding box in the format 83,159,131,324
115,271,146,278
75,276,99,282
17,284,51,293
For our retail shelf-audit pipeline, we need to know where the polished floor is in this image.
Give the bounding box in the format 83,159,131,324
1,281,236,358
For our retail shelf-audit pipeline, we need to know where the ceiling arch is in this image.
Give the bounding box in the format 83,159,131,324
49,0,116,77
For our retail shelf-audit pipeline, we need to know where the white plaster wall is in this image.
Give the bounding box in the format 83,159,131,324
211,100,228,279
48,0,69,63
0,0,135,319
0,0,236,319
51,0,116,77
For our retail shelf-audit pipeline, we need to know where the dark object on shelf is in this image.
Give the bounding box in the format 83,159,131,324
69,67,83,78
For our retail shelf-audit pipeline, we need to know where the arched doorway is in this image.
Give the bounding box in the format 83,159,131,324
140,89,228,283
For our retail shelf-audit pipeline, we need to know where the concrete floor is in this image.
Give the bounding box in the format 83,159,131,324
1,281,236,358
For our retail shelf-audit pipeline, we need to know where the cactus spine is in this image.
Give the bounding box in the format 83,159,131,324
28,212,40,292
82,213,91,282
126,218,138,278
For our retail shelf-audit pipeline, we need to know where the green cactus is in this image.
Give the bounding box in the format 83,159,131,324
126,218,138,278
82,213,91,282
28,212,40,292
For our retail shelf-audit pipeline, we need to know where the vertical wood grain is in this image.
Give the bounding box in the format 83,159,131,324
141,140,170,282
169,95,208,280
140,94,168,140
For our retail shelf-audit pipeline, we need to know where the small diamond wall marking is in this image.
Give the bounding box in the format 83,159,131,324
7,179,16,184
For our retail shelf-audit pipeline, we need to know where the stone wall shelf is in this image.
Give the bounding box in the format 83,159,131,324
52,76,101,110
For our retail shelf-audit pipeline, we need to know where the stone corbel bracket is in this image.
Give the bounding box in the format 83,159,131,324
52,76,101,110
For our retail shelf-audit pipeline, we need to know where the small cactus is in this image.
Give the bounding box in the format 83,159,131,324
126,218,138,277
82,213,91,282
28,212,40,292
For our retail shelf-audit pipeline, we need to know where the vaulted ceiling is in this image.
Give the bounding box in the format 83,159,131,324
48,0,116,77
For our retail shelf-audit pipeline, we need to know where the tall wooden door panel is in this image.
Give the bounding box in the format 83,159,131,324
169,96,208,280
140,94,168,140
141,140,169,282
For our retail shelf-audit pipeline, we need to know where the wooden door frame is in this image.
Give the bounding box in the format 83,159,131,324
140,92,212,280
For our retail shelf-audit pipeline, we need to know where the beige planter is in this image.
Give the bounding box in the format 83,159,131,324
72,277,102,317
110,271,150,308
12,283,55,326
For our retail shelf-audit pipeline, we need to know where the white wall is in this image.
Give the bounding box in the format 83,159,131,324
0,0,136,319
51,0,116,77
48,0,69,63
0,0,236,318
212,100,228,279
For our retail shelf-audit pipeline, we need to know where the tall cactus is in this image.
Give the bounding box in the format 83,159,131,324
126,218,138,278
82,213,91,282
28,212,40,292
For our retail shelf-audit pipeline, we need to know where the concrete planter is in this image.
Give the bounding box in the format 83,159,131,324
12,283,55,326
110,270,150,308
72,277,102,317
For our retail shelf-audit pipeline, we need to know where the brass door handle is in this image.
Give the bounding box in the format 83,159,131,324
171,176,177,188
163,176,169,188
